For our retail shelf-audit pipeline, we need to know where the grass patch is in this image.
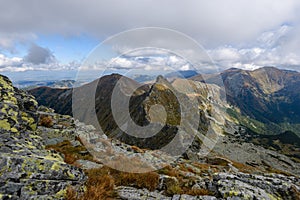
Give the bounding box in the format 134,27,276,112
67,174,116,200
46,140,93,164
67,166,159,199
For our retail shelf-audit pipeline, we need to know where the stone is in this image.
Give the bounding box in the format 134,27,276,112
74,159,103,170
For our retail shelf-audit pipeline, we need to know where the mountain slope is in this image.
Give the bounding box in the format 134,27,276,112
189,67,300,135
222,67,300,124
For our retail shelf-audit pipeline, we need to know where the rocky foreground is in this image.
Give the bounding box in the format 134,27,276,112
0,74,300,199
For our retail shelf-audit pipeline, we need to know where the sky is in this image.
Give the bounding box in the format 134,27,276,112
1,0,300,81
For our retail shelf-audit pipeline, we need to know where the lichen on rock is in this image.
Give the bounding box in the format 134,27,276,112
0,74,85,199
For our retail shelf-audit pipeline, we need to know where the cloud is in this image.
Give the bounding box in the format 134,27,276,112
203,24,300,71
100,53,192,72
0,0,299,47
24,44,56,65
0,45,78,72
0,33,37,51
0,1,300,72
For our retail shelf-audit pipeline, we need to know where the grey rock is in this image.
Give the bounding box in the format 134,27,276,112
74,159,103,170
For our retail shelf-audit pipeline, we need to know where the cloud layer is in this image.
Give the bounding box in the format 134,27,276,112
1,1,300,72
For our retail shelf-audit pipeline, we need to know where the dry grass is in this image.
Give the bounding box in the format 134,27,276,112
66,166,159,200
186,188,213,196
46,140,93,164
157,165,180,178
131,145,145,153
231,160,258,173
165,184,182,195
39,115,53,127
157,164,213,196
94,166,159,191
67,174,116,200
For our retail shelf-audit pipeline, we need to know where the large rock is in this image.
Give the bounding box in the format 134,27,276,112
0,75,85,199
116,186,217,200
213,172,300,199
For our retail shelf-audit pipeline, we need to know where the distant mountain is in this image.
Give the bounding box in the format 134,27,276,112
18,80,76,90
165,70,199,79
132,74,156,83
29,86,73,115
222,67,300,123
189,67,300,135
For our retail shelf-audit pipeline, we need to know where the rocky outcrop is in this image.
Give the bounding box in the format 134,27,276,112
0,75,85,199
214,172,300,199
117,186,217,200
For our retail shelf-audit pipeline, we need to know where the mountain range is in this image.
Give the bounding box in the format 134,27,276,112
1,67,300,199
29,66,300,161
30,67,300,136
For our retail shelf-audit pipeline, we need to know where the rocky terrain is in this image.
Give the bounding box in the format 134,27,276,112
1,69,300,199
0,75,85,199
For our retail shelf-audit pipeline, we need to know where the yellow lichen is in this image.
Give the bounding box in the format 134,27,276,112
56,188,67,198
227,190,239,197
10,127,18,132
51,162,61,171
0,120,11,130
67,170,75,179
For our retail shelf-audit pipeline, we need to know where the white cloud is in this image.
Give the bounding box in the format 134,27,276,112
0,52,79,72
209,47,240,62
0,54,22,67
180,64,190,71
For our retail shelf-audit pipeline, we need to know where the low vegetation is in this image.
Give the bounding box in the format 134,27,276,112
39,115,53,127
67,166,159,200
46,139,93,164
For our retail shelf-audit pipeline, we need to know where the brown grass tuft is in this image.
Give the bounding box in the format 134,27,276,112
67,174,116,200
67,166,160,199
39,115,53,127
46,140,93,164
